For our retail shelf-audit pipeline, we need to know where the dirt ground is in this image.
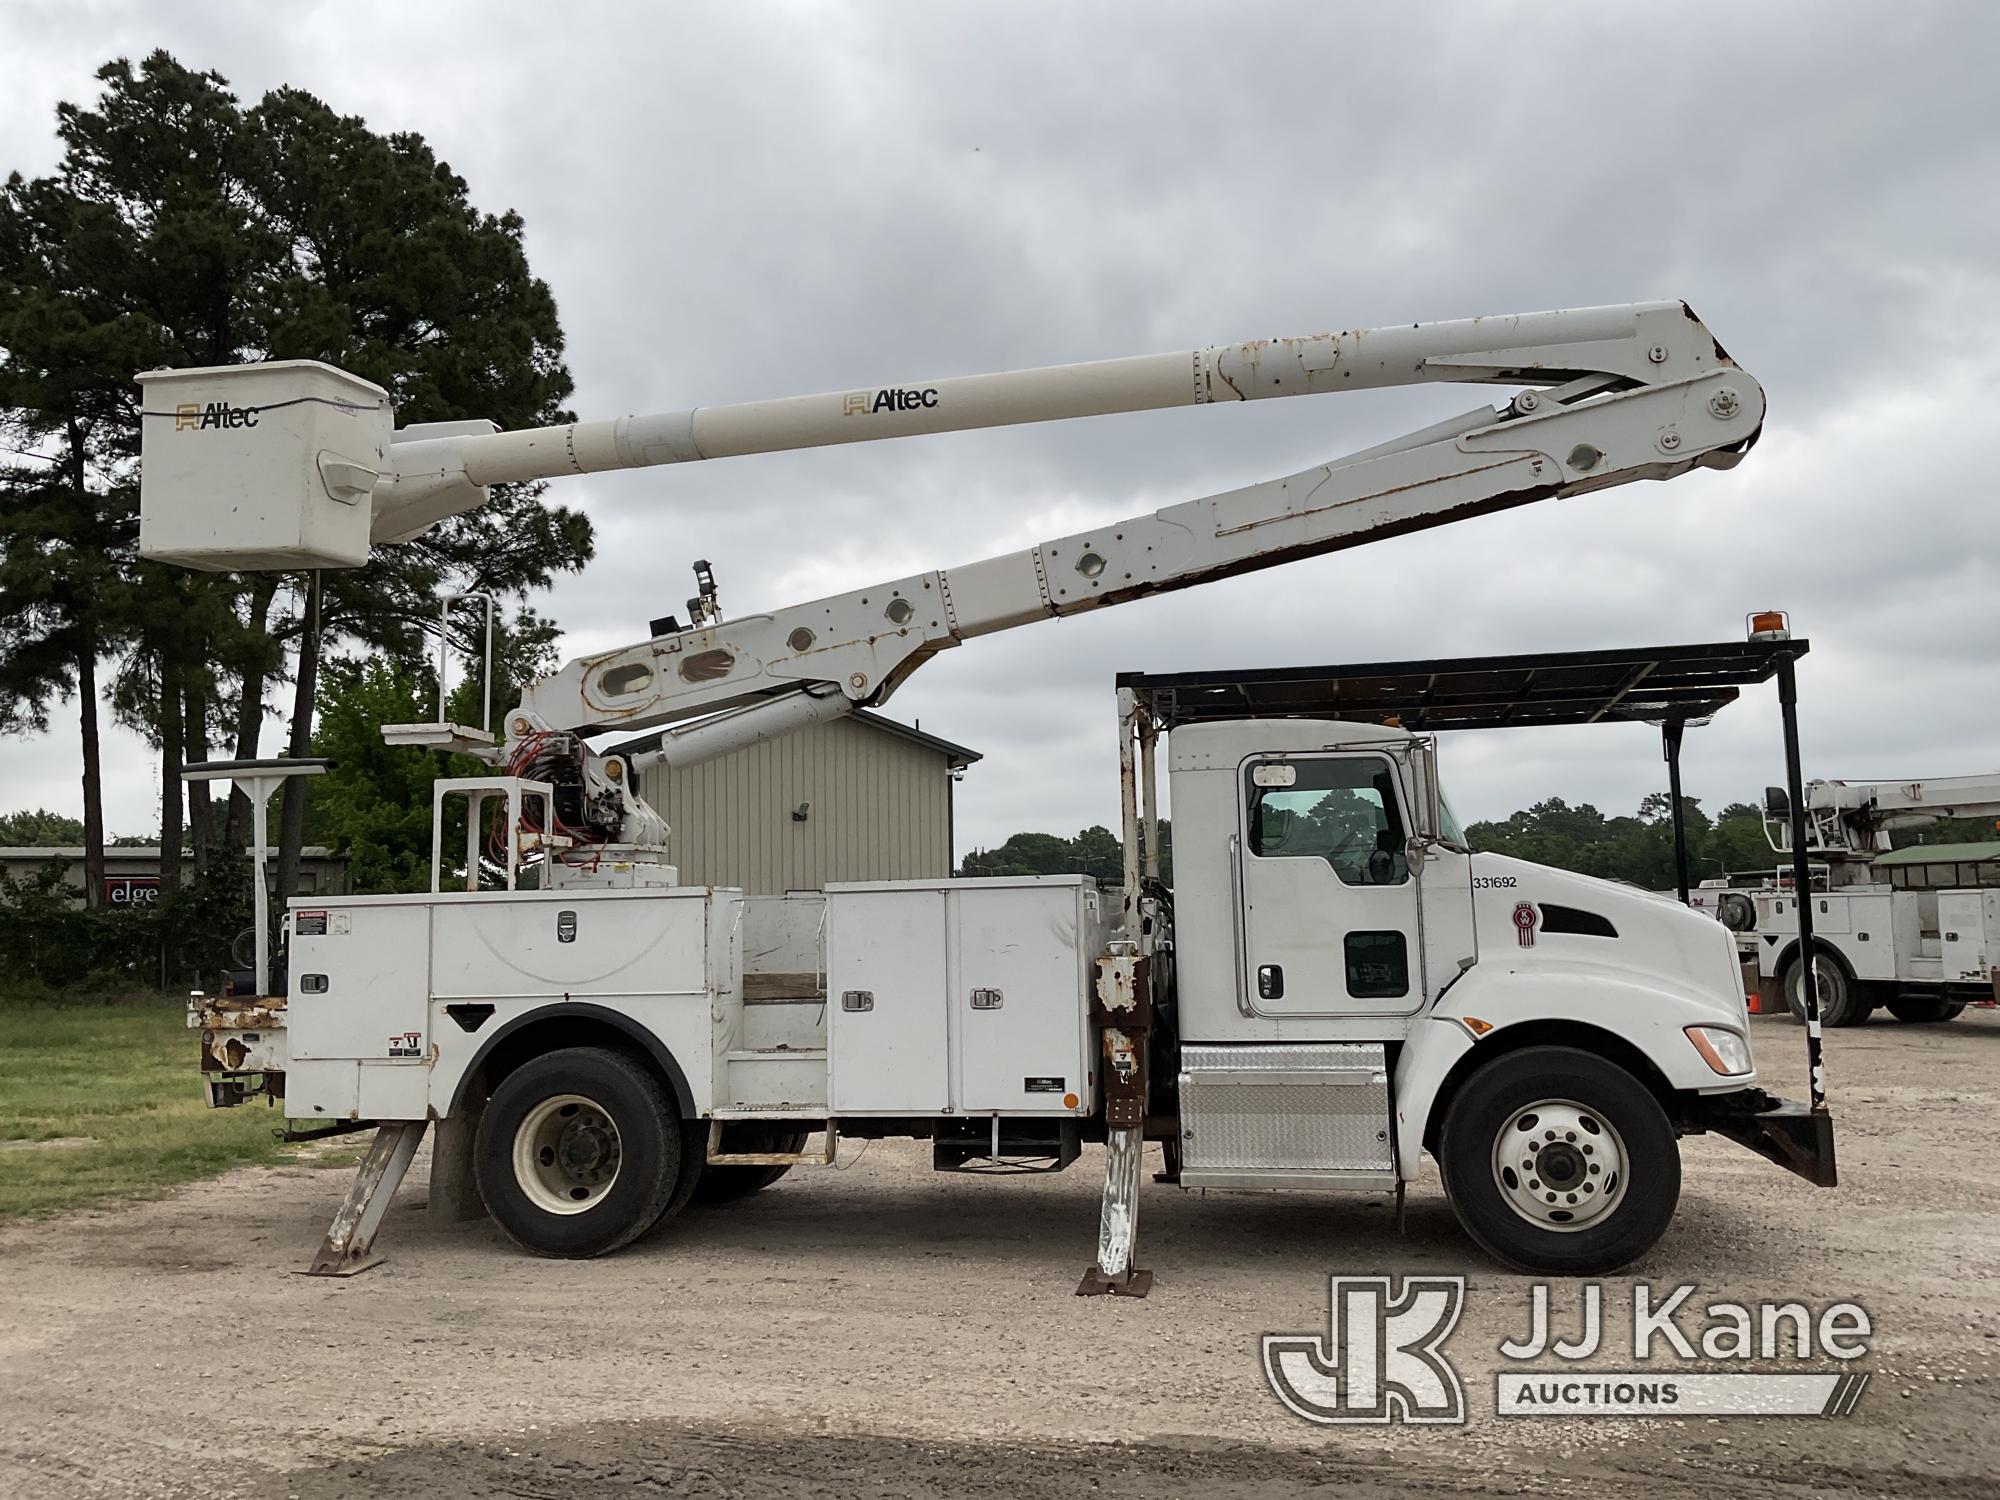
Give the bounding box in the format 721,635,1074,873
2,1009,1997,1499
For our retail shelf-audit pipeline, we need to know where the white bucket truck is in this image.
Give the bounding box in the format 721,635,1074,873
1753,774,2000,1026
145,300,1833,1289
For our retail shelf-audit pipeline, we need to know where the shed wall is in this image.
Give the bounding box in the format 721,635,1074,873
636,716,954,893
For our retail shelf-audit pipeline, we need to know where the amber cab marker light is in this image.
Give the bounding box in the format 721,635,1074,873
1747,609,1790,642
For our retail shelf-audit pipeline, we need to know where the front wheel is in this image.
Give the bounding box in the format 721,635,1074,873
474,1046,681,1258
1439,1046,1680,1276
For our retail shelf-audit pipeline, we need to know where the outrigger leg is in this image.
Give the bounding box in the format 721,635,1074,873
304,1120,429,1277
1079,687,1157,1298
1079,1120,1152,1296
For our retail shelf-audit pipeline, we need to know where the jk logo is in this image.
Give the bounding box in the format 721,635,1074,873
1262,1276,1467,1425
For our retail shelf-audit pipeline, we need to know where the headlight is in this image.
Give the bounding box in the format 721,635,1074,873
1685,1024,1754,1077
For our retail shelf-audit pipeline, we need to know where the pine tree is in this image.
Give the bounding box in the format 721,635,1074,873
1,52,592,911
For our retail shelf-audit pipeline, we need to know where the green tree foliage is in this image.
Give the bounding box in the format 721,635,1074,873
1463,794,1775,889
305,657,455,893
1893,816,2000,848
0,810,86,846
959,821,1171,883
306,610,560,892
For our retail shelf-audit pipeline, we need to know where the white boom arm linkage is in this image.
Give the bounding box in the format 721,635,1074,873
138,300,1764,767
1772,773,2000,857
507,301,1762,753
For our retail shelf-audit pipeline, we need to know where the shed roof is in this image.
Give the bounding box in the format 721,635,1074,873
608,708,980,769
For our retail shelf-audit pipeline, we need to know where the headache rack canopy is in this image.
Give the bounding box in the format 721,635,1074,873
1116,638,1808,733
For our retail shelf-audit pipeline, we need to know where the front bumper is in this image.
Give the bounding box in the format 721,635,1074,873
1689,1089,1836,1188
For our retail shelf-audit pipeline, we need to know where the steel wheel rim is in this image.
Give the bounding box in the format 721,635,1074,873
1491,1098,1628,1232
512,1093,622,1215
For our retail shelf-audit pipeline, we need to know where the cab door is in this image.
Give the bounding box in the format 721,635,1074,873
1236,750,1423,1017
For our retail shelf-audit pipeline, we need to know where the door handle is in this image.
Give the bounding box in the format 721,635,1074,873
970,987,1003,1010
1257,964,1285,1000
841,990,874,1012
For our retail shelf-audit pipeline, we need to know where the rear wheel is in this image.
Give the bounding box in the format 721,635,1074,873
475,1046,680,1258
1784,948,1865,1027
693,1127,810,1204
1885,993,1966,1024
1439,1046,1680,1276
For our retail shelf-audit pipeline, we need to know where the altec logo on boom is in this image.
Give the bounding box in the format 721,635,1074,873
842,387,940,416
175,401,260,431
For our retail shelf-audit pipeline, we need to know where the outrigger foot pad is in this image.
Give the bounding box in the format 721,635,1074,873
1077,1266,1154,1298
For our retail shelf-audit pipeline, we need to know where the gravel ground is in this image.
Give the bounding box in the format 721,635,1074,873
2,1008,1996,1498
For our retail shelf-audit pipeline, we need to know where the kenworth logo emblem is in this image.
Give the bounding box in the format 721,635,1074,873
1513,901,1539,947
175,401,260,431
842,387,939,416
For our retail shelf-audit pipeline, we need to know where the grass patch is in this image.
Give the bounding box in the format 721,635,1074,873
0,997,312,1220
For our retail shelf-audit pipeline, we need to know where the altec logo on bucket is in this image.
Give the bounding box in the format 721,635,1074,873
175,401,260,431
1264,1278,1873,1424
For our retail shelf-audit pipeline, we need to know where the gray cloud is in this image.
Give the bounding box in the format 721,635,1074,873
4,1,1996,854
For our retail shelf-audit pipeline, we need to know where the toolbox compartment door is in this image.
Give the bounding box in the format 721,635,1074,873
827,887,950,1114
288,903,432,1062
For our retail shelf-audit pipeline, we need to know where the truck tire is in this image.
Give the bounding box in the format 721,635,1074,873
1438,1046,1680,1276
1783,947,1865,1027
693,1128,810,1205
474,1046,681,1259
1885,994,1966,1024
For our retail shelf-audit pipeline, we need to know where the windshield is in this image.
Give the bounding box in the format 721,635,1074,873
1439,787,1468,847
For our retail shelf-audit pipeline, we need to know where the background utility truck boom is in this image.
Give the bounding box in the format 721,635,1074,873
141,299,1833,1291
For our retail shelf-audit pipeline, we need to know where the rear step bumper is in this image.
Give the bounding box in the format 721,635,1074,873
189,993,288,1107
1691,1090,1836,1188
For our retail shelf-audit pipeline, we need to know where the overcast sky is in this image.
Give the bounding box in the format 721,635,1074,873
4,2,1997,858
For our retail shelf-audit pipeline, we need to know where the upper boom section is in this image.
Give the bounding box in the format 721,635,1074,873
138,301,1735,571
1771,773,2000,858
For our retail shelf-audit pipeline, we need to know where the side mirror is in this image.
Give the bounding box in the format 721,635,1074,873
1763,785,1791,820
1405,738,1445,844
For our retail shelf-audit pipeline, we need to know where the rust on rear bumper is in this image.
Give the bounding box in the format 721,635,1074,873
188,992,289,1104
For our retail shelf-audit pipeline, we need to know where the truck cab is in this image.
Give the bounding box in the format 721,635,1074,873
1152,718,1775,1272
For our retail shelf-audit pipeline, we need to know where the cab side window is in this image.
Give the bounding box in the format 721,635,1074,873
1245,756,1409,886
